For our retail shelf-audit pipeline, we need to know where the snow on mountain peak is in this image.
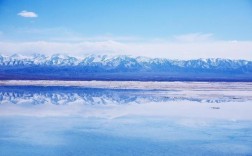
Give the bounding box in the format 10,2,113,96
0,54,251,72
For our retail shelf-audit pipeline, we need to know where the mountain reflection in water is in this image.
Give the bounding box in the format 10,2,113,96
0,86,251,105
0,84,252,156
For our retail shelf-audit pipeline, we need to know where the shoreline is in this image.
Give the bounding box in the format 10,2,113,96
1,80,252,90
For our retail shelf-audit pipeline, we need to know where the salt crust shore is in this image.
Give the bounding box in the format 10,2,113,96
1,80,252,91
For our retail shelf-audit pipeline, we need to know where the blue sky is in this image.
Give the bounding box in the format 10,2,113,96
0,0,252,59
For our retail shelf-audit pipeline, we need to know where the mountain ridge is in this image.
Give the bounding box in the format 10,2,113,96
0,54,251,81
0,53,251,68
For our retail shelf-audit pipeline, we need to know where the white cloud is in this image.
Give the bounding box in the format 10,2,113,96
174,33,213,42
17,10,38,18
0,31,251,59
16,27,143,42
0,40,252,60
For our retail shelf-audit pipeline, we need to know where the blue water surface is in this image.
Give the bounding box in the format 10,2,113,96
0,86,252,156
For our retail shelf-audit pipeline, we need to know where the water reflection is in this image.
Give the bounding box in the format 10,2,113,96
0,86,251,106
0,116,252,156
0,85,252,155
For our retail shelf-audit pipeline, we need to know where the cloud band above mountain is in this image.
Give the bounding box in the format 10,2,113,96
0,40,252,60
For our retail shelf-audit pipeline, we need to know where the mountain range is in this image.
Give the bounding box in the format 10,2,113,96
0,54,251,81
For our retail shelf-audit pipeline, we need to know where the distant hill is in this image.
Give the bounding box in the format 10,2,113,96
0,54,252,81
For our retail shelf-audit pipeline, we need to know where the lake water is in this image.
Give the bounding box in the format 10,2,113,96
0,82,252,156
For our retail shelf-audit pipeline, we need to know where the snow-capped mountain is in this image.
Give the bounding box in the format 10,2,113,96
0,54,80,66
0,54,251,69
0,54,251,81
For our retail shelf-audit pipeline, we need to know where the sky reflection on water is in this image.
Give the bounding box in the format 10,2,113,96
0,85,252,156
